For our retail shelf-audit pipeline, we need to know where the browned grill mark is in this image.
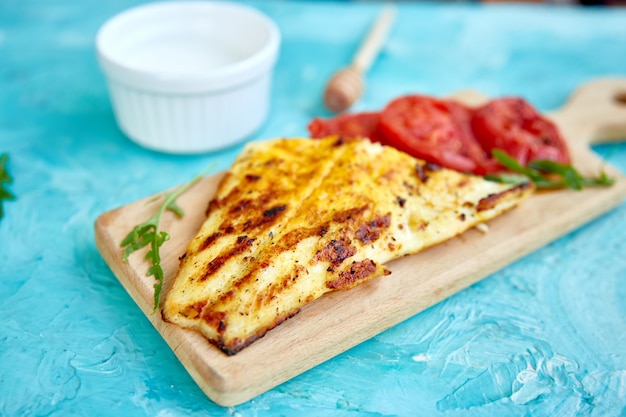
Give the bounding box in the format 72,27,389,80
229,226,324,292
230,198,254,213
457,178,471,188
213,179,280,222
232,271,254,290
199,236,256,281
253,265,308,310
180,301,206,319
201,309,228,334
332,205,369,223
415,162,442,183
263,204,287,218
326,259,380,290
476,193,498,211
355,214,391,244
425,162,442,171
245,174,261,181
241,203,288,232
263,157,280,167
199,232,222,252
205,199,219,217
476,182,532,211
281,227,324,251
333,136,350,147
415,163,429,183
218,289,235,303
316,238,356,266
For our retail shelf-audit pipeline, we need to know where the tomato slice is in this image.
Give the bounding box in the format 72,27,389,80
307,95,570,176
471,97,570,167
307,112,386,143
378,95,496,174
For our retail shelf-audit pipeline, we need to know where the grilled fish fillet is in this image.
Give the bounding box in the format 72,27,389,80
162,136,533,355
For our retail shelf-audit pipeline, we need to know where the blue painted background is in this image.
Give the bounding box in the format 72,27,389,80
1,1,625,416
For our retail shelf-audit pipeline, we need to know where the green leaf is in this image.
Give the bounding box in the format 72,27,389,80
166,200,185,218
491,149,544,182
0,153,16,220
484,173,530,186
120,164,215,313
581,170,615,187
489,149,614,191
528,159,584,190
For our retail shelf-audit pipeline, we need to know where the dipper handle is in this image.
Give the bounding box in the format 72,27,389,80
324,5,396,112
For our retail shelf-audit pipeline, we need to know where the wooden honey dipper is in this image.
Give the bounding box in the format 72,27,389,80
323,5,396,113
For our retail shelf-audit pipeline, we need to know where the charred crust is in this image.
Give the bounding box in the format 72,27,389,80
415,163,429,183
205,199,219,217
425,162,442,171
201,309,228,334
316,238,356,266
230,226,322,291
332,205,368,223
263,204,287,218
415,162,441,182
240,203,287,232
179,301,207,319
457,178,470,188
326,259,378,290
332,136,358,147
199,232,222,252
218,290,235,303
215,307,302,356
199,236,256,281
355,213,391,244
476,182,532,212
230,198,254,213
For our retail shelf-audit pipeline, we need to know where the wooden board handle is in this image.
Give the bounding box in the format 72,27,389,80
549,78,626,146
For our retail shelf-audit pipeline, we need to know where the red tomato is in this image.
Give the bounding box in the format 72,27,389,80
471,97,570,167
307,112,386,143
378,95,497,174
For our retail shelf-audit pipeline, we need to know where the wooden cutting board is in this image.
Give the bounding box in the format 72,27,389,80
95,78,626,407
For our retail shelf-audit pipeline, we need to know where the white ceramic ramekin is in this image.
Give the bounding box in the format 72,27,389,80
96,1,280,153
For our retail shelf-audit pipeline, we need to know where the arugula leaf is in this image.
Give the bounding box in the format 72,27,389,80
0,153,15,220
491,150,545,183
484,173,531,186
528,159,614,189
121,165,214,313
488,149,614,190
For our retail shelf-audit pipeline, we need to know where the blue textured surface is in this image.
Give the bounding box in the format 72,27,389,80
1,1,626,416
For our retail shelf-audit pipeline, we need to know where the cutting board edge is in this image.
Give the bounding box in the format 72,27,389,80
92,76,626,406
